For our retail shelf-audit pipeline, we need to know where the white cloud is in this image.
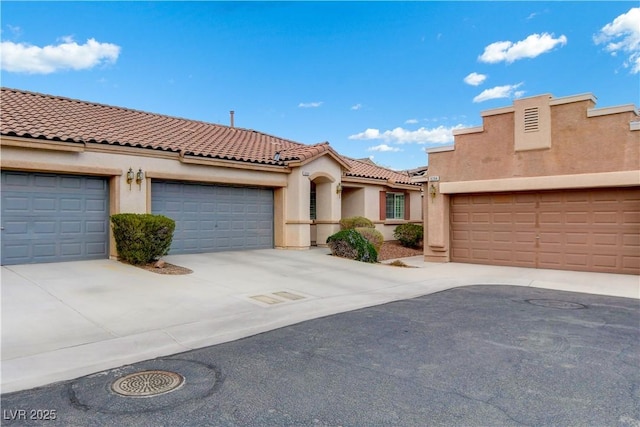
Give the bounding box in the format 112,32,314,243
463,72,487,86
367,144,402,152
298,101,323,108
594,7,640,74
479,33,567,64
349,124,465,145
0,37,120,74
473,83,524,103
405,118,419,124
350,103,362,110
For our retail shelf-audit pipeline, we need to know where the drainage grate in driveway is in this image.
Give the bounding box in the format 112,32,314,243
526,299,587,310
111,370,184,397
247,291,307,307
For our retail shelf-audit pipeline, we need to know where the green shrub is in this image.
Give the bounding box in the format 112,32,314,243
355,227,384,253
393,223,424,248
110,213,175,265
326,229,378,263
339,216,374,230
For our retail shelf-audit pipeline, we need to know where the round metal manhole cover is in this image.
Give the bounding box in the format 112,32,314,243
111,370,184,397
526,299,586,310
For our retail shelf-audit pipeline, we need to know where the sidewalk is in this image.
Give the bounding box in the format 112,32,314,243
2,248,638,393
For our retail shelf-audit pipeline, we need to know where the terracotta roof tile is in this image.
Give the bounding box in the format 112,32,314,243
343,157,418,185
0,88,331,166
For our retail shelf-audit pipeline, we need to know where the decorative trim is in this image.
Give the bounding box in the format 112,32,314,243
311,220,340,225
342,175,419,190
452,126,483,136
549,93,596,106
1,136,85,152
0,159,122,176
86,144,180,159
426,145,455,154
145,171,287,187
180,154,290,173
481,106,514,117
286,220,313,225
439,171,640,194
587,104,639,117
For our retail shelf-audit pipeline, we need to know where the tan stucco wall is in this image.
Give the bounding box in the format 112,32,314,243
341,181,423,241
424,94,640,262
288,155,343,248
1,141,291,257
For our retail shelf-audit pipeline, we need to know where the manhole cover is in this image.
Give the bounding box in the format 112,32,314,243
111,370,184,397
526,299,586,309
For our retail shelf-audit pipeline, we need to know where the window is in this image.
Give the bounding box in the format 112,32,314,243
386,193,405,219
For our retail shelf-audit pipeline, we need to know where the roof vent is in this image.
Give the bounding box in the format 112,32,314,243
230,110,235,128
524,107,539,132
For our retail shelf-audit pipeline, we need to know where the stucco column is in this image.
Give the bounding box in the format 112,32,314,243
284,170,311,249
424,182,450,262
314,180,341,246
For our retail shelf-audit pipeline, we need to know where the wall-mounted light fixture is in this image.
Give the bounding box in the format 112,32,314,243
429,184,437,201
336,183,342,195
126,167,135,190
136,168,144,190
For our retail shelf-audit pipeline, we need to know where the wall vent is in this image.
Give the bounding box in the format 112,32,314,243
524,107,539,132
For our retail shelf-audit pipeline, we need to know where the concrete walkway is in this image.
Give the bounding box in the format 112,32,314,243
1,248,638,393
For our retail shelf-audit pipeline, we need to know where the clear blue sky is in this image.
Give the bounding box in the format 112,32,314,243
2,2,638,170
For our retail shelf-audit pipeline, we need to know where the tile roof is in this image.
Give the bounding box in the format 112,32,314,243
343,157,418,185
0,87,333,167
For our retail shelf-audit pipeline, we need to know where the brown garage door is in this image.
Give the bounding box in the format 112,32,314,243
451,187,640,274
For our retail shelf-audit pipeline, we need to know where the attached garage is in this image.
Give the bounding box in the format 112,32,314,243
1,171,110,265
151,180,274,255
450,187,640,274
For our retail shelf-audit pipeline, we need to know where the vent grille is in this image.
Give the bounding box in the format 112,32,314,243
524,107,539,132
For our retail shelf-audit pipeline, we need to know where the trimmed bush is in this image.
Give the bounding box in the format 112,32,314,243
339,216,374,230
326,229,378,263
355,227,384,253
110,213,175,265
393,223,424,248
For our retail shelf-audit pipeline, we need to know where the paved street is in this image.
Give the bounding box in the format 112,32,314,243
2,285,638,426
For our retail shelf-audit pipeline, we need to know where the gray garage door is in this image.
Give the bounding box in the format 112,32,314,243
1,171,110,265
151,180,274,255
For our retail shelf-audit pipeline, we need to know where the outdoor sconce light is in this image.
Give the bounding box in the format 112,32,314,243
429,184,437,201
136,168,144,189
126,167,135,190
336,183,342,195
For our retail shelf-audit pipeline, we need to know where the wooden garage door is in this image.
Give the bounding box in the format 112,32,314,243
451,187,640,274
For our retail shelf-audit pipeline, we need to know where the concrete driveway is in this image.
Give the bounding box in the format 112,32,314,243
1,285,638,426
1,248,638,393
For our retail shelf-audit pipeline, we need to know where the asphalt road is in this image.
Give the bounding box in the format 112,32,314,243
2,285,639,426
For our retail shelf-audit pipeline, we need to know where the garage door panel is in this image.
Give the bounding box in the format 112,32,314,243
451,187,640,274
1,172,109,265
152,180,273,255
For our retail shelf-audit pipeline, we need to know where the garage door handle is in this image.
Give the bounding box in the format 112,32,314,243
535,236,540,239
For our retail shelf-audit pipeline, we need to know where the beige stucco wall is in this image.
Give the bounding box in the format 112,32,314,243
1,137,424,256
1,140,292,257
287,155,343,248
423,94,640,262
342,181,423,241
